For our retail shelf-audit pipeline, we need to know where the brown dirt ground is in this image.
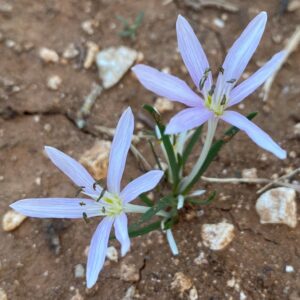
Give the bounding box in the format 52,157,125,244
1,0,300,299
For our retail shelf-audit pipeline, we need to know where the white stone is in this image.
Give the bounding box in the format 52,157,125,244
81,20,94,35
0,288,7,300
96,46,137,89
79,140,111,180
84,41,99,69
171,272,193,296
70,289,84,300
106,246,118,262
194,251,208,265
120,263,140,282
201,222,235,250
2,210,27,231
122,286,136,300
47,75,62,90
39,47,59,63
242,168,257,179
189,286,198,300
74,264,85,278
63,43,79,59
293,123,300,136
256,187,297,228
240,291,247,300
213,18,225,28
285,265,295,273
154,97,174,113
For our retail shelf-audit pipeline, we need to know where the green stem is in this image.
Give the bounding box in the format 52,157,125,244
180,117,218,192
124,203,170,218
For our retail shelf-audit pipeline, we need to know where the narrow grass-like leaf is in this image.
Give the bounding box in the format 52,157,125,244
181,126,203,166
187,191,217,205
139,193,154,207
128,221,161,238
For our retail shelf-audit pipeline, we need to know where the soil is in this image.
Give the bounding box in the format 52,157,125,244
1,0,300,299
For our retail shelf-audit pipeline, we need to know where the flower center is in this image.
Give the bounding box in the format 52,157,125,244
102,193,123,216
205,94,225,116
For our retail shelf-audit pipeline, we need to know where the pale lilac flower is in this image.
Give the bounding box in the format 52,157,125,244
132,12,286,159
10,107,164,288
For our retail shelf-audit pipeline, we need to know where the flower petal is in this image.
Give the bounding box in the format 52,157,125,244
176,15,212,93
165,107,213,134
86,217,113,288
214,12,267,99
10,198,102,218
114,213,130,256
221,111,286,159
132,64,204,107
121,170,164,203
45,146,101,197
107,107,134,194
229,51,286,107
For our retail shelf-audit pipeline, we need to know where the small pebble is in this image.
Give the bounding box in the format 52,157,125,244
43,123,52,132
63,43,79,59
81,20,94,35
120,263,140,282
97,46,137,89
122,286,136,300
154,97,174,113
285,265,295,273
256,187,297,228
79,140,111,180
242,168,257,179
2,210,27,232
74,264,85,278
84,41,99,69
106,246,118,262
71,289,84,300
39,47,59,63
201,222,235,250
47,75,62,90
213,18,225,28
293,123,300,136
0,288,7,300
171,272,193,296
189,286,198,300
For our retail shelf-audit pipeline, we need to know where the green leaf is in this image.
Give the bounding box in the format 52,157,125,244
140,196,174,223
181,126,203,167
143,104,180,187
128,221,161,238
134,11,144,27
183,112,257,193
139,193,154,207
187,191,217,205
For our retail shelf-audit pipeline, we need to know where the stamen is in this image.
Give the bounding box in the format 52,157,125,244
199,67,211,90
82,212,89,224
79,201,86,206
96,187,106,202
219,66,224,74
226,78,236,84
208,84,216,96
220,95,227,105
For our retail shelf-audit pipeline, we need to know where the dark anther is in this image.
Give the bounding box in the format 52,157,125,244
208,84,216,96
226,78,236,84
219,66,224,74
220,95,227,105
79,202,86,206
199,68,211,90
75,186,85,197
82,212,89,224
102,207,106,213
96,187,106,202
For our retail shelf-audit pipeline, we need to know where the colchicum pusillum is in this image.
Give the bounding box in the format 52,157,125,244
11,108,164,288
10,12,287,289
132,12,286,190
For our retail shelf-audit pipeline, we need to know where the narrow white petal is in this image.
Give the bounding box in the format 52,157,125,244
221,110,286,159
86,217,114,288
107,107,134,194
